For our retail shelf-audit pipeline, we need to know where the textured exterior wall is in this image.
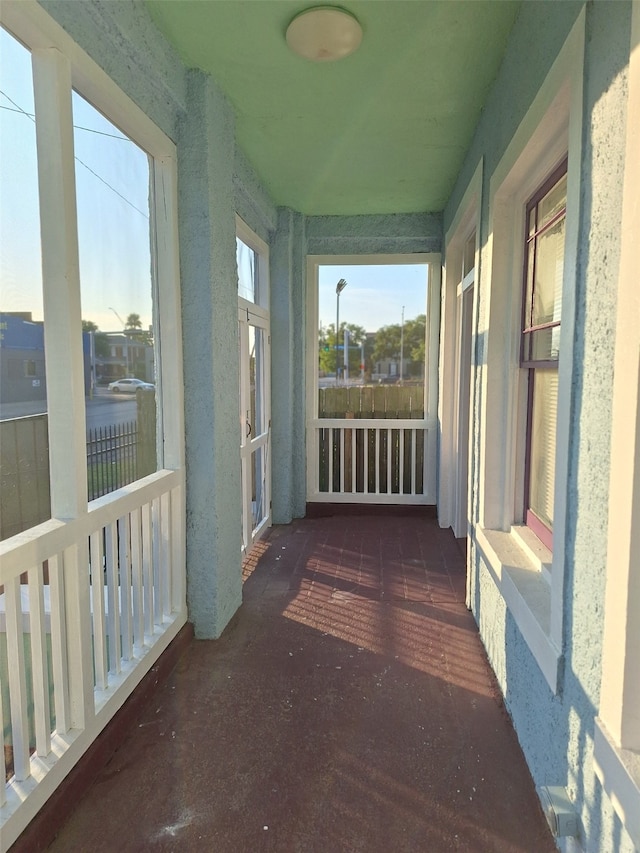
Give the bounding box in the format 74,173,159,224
40,0,186,140
447,2,635,851
178,71,243,639
234,144,277,243
306,212,442,256
270,208,306,524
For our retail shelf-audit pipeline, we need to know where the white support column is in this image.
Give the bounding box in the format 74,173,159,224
32,47,94,732
32,48,87,517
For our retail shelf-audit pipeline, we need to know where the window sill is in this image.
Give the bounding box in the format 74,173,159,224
594,718,640,850
475,525,560,693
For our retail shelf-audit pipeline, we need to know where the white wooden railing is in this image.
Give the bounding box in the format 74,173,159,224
307,418,437,504
0,470,186,851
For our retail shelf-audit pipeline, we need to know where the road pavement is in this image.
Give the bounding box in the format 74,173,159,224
1,387,137,431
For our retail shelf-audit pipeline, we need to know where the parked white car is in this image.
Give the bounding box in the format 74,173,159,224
107,378,155,393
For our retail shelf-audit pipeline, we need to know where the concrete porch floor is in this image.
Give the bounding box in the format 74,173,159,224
46,513,556,852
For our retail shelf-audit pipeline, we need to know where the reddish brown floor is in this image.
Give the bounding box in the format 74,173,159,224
46,514,556,852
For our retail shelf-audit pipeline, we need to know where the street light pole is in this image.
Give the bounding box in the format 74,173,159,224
335,278,347,386
109,307,131,377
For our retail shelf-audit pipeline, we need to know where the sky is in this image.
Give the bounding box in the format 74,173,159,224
318,264,428,334
0,25,153,332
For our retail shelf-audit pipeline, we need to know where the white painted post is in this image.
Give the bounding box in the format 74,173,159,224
118,515,133,661
5,577,30,781
48,554,70,734
171,485,185,614
32,49,87,516
142,501,154,637
32,47,94,730
131,507,145,648
28,563,52,757
160,490,172,618
90,530,108,690
105,522,121,674
63,541,94,728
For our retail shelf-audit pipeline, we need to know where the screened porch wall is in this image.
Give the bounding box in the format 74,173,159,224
270,211,443,526
34,0,278,642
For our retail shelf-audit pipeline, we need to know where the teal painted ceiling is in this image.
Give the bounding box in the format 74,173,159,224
146,1,520,216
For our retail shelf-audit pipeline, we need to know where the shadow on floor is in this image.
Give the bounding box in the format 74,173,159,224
47,514,556,853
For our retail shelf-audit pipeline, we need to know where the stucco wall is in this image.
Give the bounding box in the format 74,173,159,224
40,0,186,140
446,2,635,851
306,212,441,256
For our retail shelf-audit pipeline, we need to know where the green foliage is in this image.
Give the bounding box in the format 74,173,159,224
82,319,110,358
94,333,109,358
370,314,425,376
319,322,367,375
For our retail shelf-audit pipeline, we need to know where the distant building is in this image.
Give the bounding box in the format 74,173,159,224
0,313,47,404
94,331,154,384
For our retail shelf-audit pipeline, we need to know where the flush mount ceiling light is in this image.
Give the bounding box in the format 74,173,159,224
286,6,363,62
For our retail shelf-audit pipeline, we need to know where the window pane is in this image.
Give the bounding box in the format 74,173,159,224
72,92,158,499
463,231,475,279
523,170,566,365
0,27,51,539
252,445,268,531
248,326,267,437
318,264,427,419
538,174,567,229
529,369,558,531
531,216,565,331
237,238,257,303
524,324,561,362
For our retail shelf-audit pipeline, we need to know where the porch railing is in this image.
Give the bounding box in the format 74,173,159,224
308,418,436,504
0,470,185,851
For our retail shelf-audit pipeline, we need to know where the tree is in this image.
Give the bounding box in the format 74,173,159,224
405,314,426,375
82,319,109,358
124,312,153,347
370,314,426,378
319,322,366,375
371,323,401,364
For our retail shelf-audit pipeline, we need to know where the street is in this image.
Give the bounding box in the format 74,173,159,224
0,386,137,431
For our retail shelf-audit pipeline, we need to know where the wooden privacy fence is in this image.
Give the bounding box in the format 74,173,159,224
318,384,425,419
311,385,432,504
0,415,51,542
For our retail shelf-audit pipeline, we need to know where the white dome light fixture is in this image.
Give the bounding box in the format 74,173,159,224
286,6,363,62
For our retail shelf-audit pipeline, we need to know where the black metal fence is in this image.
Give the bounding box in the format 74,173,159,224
86,421,138,501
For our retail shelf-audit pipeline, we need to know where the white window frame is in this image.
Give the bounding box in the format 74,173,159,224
474,10,584,693
593,3,640,846
236,214,270,311
305,253,441,505
236,217,271,555
439,160,482,540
